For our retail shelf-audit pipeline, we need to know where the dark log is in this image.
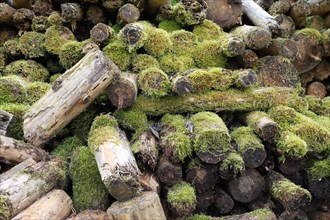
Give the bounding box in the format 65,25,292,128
307,158,330,199
86,5,106,25
32,0,53,16
67,210,109,220
274,14,295,38
185,158,219,191
246,191,273,210
267,171,311,210
0,3,15,24
126,0,146,13
323,29,330,57
277,157,305,175
308,210,330,220
12,8,35,32
196,190,215,212
102,0,124,12
0,110,12,136
214,187,234,215
7,0,32,9
308,60,330,82
90,23,115,45
156,154,182,187
117,3,140,26
260,38,298,59
228,169,264,203
0,135,48,164
238,49,258,68
23,49,119,147
61,3,83,31
219,152,245,179
205,0,243,29
306,82,327,99
278,209,308,220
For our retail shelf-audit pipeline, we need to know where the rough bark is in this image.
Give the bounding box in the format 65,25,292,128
156,154,182,187
107,191,166,220
90,23,114,45
231,25,271,50
23,49,119,148
0,110,13,136
260,38,298,59
117,3,140,26
67,210,109,220
0,3,16,24
0,158,36,183
238,49,258,68
0,159,65,220
12,190,72,220
0,135,48,164
205,0,243,29
106,72,138,109
12,8,35,31
306,82,327,99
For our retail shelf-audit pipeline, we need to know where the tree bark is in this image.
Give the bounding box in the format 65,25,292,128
156,154,182,187
12,190,72,220
0,135,48,164
238,49,258,68
0,158,36,183
67,210,109,220
0,110,13,136
23,49,119,148
0,3,16,24
214,187,234,215
107,191,166,220
260,38,298,59
0,159,65,220
117,3,140,26
242,0,282,35
90,23,114,45
106,72,138,109
205,0,243,29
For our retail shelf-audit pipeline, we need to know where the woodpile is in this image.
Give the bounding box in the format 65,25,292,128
0,0,329,219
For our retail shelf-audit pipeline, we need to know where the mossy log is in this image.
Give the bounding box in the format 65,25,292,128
67,210,109,220
157,154,182,187
238,49,258,68
214,187,234,215
260,38,298,59
0,158,36,183
146,0,170,16
231,127,266,168
301,15,326,30
268,0,290,16
0,3,16,24
106,72,138,109
171,0,208,26
242,0,281,35
88,114,141,202
0,135,48,164
130,87,306,116
205,0,243,29
277,157,305,175
107,191,166,220
11,190,72,220
86,5,106,25
306,60,330,82
323,29,330,57
90,23,115,45
117,3,140,26
0,110,13,136
138,67,170,98
0,159,65,220
267,171,312,210
230,25,271,50
307,157,330,199
220,34,246,57
219,152,245,179
23,49,119,148
306,82,327,99
228,169,264,203
278,209,308,220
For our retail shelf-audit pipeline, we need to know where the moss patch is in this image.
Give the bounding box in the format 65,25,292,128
307,158,330,181
132,54,159,73
18,31,46,58
158,20,182,32
113,109,148,133
193,40,227,68
0,75,27,104
0,195,10,220
219,152,245,173
170,30,197,56
59,41,85,69
26,82,50,105
167,181,197,214
192,19,223,41
231,126,264,153
158,52,195,74
276,131,308,159
45,25,75,55
144,28,172,57
271,179,311,203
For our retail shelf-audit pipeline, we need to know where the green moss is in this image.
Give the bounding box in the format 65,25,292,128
59,41,84,69
167,181,197,213
3,60,49,82
47,11,64,26
276,131,308,159
45,25,76,55
138,67,171,98
219,152,245,173
192,19,223,41
49,73,62,83
249,208,275,220
119,23,148,52
18,31,46,59
170,30,197,56
70,146,109,212
0,103,29,140
144,28,172,57
172,1,206,26
231,126,264,153
304,16,326,30
0,195,10,220
3,38,21,58
51,136,83,162
190,111,230,153
245,111,269,127
103,38,135,71
161,114,192,161
158,52,195,74
186,215,210,220
271,179,311,203
0,75,27,104
90,114,118,131
31,16,48,33
132,54,159,73
306,95,330,116
158,20,182,33
193,40,227,68
113,109,148,133
26,82,50,105
294,28,323,42
307,157,330,181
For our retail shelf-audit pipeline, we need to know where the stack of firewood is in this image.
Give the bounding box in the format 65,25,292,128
0,0,329,219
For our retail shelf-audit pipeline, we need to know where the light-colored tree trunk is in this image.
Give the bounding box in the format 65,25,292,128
0,158,36,183
66,210,109,220
0,110,13,136
23,49,120,147
12,190,73,220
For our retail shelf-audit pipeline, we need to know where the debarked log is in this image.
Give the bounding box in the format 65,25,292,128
0,159,65,219
131,87,307,116
12,189,73,220
0,110,13,136
0,158,36,183
23,49,119,147
67,210,109,220
0,135,48,163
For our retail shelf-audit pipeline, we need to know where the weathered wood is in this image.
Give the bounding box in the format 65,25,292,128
0,158,36,183
67,210,109,220
214,187,234,215
107,191,166,220
139,172,160,194
306,82,327,99
278,209,308,220
268,0,290,16
0,159,65,219
242,0,281,35
0,3,16,24
260,38,298,59
274,14,295,37
0,135,48,164
88,114,141,202
238,49,258,68
0,110,13,136
12,8,35,31
61,3,83,31
228,169,264,203
219,152,245,179
117,3,140,26
106,72,138,109
23,49,119,148
12,189,72,220
221,34,246,57
205,0,243,29
231,25,271,50
90,23,114,45
157,154,182,187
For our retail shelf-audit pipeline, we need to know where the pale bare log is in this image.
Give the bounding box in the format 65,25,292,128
0,110,13,136
0,158,36,183
23,49,119,147
66,210,109,220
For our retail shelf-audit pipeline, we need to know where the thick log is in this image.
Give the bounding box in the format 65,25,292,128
0,159,65,220
24,49,119,147
0,135,48,164
61,3,83,31
238,49,258,68
0,110,12,136
221,34,246,57
32,0,53,16
146,0,170,16
12,8,35,31
12,190,72,220
307,60,330,82
138,67,170,98
172,0,208,26
228,169,264,203
196,190,214,212
0,158,36,183
86,5,106,25
7,0,32,9
107,191,166,220
277,157,305,175
205,0,243,29
307,157,330,199
306,82,327,99
267,171,312,210
268,0,290,16
214,187,234,215
260,38,298,59
67,210,109,220
308,210,330,220
231,25,271,50
0,3,16,24
131,87,307,116
157,154,182,187
117,3,140,26
274,14,295,37
242,0,281,35
90,23,115,45
88,114,141,202
106,72,138,109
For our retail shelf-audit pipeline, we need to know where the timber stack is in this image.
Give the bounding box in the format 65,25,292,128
0,0,329,219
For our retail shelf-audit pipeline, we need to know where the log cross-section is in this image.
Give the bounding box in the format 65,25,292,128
23,49,120,147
